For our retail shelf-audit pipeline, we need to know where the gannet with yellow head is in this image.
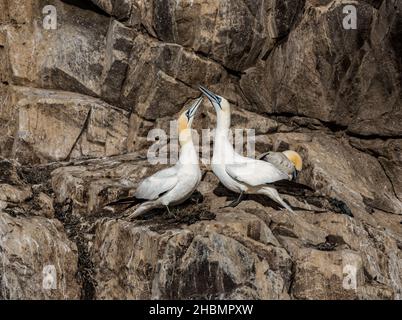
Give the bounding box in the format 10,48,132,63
259,150,303,180
127,97,203,219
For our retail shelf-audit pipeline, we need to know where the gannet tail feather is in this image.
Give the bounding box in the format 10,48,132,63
257,186,294,213
127,200,161,220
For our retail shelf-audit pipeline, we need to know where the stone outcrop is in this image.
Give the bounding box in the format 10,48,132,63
0,0,401,300
240,0,402,137
0,86,129,164
0,159,79,299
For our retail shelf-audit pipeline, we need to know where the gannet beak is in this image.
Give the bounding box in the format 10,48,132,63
199,86,222,108
292,170,298,181
186,96,203,120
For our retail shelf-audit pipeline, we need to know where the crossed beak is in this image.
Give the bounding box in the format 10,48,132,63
186,96,203,120
199,85,221,108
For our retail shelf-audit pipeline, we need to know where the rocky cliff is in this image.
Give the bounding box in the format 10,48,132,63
0,0,401,300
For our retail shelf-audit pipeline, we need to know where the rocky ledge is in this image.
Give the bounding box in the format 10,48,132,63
0,0,401,299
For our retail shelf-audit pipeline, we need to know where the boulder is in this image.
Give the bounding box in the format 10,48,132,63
0,86,129,164
91,210,293,299
240,0,402,137
0,212,80,299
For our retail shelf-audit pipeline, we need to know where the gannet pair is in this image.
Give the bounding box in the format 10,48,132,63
118,87,302,218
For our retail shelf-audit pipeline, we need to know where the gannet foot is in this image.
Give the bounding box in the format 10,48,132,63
224,201,240,208
223,191,244,208
166,206,178,219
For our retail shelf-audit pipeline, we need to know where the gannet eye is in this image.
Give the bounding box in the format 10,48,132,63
216,97,223,109
185,109,191,120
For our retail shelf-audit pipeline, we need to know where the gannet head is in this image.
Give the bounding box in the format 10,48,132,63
283,150,303,179
178,96,203,146
199,86,230,115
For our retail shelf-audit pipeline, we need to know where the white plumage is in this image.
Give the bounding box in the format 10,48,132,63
134,167,178,200
226,160,289,187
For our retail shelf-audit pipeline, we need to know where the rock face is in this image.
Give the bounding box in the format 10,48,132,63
240,0,402,137
0,0,401,300
0,159,80,299
1,86,129,164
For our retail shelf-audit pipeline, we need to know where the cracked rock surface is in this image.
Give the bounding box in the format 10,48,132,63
0,0,401,299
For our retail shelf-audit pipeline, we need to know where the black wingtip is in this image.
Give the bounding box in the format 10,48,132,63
106,196,141,206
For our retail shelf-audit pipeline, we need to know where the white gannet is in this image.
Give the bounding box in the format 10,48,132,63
199,86,302,212
124,97,203,219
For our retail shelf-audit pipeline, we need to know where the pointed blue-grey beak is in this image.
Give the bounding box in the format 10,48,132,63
186,96,203,120
199,86,222,109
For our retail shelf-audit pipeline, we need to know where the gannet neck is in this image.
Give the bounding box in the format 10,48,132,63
213,101,233,153
215,109,231,132
179,127,193,147
179,139,198,165
213,110,235,161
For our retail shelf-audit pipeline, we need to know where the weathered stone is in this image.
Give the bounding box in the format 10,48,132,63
0,184,32,203
291,248,366,300
101,20,134,104
124,0,303,71
2,0,137,106
0,212,80,299
0,85,19,158
0,158,23,185
91,211,293,300
121,33,227,118
33,192,55,218
90,0,133,20
0,86,129,164
299,135,402,215
241,0,402,137
259,132,402,215
310,213,402,297
0,29,9,84
51,154,149,215
379,159,402,203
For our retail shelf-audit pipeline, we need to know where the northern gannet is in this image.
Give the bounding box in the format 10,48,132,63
122,97,203,219
199,86,302,212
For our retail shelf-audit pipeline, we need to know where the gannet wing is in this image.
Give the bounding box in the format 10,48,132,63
135,167,178,200
226,160,289,187
148,166,177,179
